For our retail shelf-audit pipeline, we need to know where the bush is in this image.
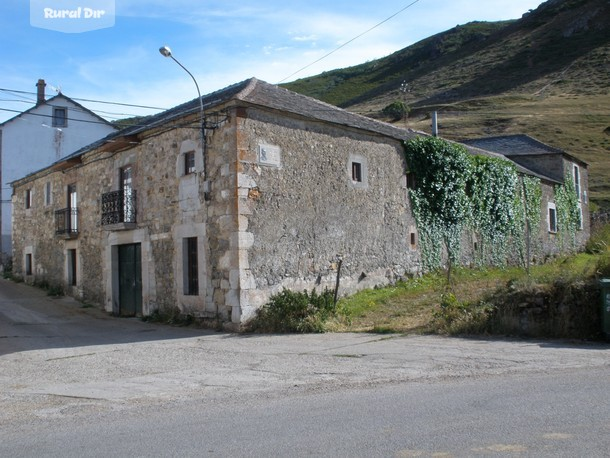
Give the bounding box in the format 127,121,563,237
382,101,410,121
248,288,338,333
432,293,494,335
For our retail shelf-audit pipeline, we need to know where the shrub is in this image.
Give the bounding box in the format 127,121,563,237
432,293,494,335
382,101,410,121
248,288,337,333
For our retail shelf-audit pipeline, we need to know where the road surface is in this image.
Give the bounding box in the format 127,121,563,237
1,278,608,456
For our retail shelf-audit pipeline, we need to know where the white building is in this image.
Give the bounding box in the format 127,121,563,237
0,79,117,260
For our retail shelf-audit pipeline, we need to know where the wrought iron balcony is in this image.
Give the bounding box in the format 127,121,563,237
55,207,79,237
101,189,137,226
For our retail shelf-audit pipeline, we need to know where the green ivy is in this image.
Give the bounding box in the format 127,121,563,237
555,170,581,251
468,155,518,266
512,175,542,267
404,137,472,271
404,137,543,272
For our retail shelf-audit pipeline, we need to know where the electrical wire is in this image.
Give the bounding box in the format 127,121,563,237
277,0,423,83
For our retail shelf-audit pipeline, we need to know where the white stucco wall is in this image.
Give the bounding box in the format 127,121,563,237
1,95,117,256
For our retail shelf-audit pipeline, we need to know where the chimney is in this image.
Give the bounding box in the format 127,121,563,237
36,79,46,106
431,111,438,137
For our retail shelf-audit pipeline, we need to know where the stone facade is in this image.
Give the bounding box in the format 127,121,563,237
10,79,590,328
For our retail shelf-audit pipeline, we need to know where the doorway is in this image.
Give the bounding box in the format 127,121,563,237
118,243,142,316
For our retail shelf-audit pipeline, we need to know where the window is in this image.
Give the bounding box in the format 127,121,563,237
25,253,32,276
410,232,417,248
578,204,584,231
406,172,416,189
121,166,135,223
44,182,52,206
52,107,67,127
25,189,33,209
68,184,78,232
351,162,362,183
67,249,77,286
184,151,196,175
184,237,198,295
573,165,581,201
348,154,368,189
548,203,557,233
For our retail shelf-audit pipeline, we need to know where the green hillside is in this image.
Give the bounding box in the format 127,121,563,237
283,0,610,207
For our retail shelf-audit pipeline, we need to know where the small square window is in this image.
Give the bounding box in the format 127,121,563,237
184,151,196,175
53,107,67,127
352,162,362,183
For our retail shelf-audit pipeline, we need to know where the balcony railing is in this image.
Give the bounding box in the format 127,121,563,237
101,189,137,226
55,207,79,237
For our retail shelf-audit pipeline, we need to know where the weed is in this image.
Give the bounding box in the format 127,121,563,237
247,288,339,333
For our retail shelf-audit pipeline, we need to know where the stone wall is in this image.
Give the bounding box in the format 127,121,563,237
230,107,420,321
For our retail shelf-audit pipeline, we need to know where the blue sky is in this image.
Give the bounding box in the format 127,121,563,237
0,0,545,123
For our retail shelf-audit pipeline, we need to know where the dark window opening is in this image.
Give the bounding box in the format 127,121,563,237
25,254,32,276
549,207,557,233
45,182,51,206
185,151,196,175
185,237,199,295
25,189,32,209
410,232,417,247
68,249,77,286
406,172,416,189
352,162,362,182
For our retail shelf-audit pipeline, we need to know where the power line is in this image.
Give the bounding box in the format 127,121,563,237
0,87,168,111
277,0,423,83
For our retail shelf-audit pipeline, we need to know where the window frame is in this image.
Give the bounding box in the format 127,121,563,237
351,161,362,183
44,181,52,206
184,151,196,175
573,164,581,202
52,107,68,127
25,253,33,276
25,188,33,209
67,249,77,286
548,202,558,234
184,237,199,296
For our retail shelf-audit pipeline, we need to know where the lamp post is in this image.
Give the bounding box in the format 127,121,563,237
158,45,205,167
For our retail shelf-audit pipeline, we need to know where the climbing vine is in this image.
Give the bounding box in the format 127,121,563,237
512,175,542,268
555,171,581,251
404,137,472,271
404,137,544,272
467,155,518,266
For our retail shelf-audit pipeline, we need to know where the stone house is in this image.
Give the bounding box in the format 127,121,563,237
0,79,117,259
10,79,589,327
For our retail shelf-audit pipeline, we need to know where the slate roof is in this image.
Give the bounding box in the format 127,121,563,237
58,78,417,164
461,134,586,166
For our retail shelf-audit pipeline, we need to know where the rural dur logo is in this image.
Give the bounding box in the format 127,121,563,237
30,0,115,33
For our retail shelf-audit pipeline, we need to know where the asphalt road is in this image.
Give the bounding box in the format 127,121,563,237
1,278,609,457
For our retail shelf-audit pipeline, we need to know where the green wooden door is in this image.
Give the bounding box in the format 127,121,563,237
118,243,142,316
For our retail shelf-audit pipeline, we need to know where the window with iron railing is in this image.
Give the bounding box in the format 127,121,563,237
101,189,137,225
55,207,79,235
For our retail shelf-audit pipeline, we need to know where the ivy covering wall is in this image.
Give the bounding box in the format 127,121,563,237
403,136,576,272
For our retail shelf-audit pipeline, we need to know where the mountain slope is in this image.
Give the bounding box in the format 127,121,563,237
283,0,610,207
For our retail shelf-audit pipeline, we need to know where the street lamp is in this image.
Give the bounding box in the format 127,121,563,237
158,45,205,167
